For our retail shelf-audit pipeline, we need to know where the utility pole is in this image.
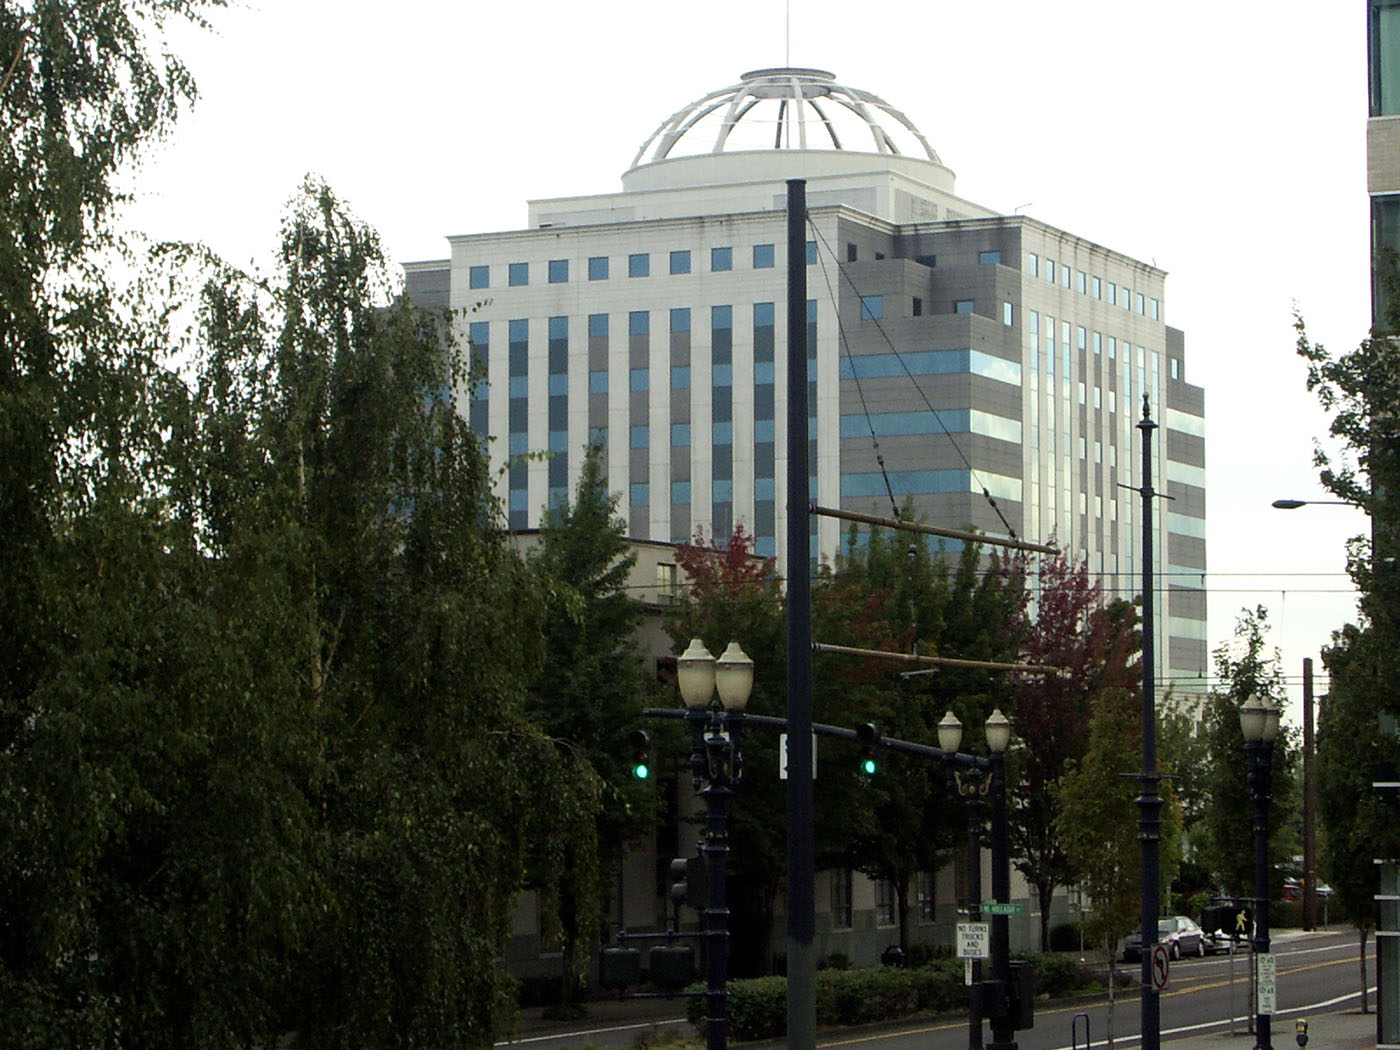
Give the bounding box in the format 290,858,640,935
1136,397,1163,1050
784,177,816,1050
1303,657,1317,931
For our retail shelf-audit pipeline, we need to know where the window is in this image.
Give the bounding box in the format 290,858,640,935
671,423,691,446
508,262,528,286
860,295,883,320
1171,358,1180,380
876,880,896,926
979,250,1001,265
916,253,936,267
630,483,648,507
669,249,691,275
469,264,489,289
629,310,649,335
588,313,608,338
1062,264,1071,289
1373,0,1400,115
912,296,923,317
630,368,649,391
1077,326,1087,350
1045,259,1055,283
672,366,690,388
1107,282,1117,306
1003,301,1014,326
1137,292,1146,315
1092,276,1102,299
1077,270,1087,294
589,370,607,394
753,243,775,268
548,258,568,283
917,871,936,922
846,243,858,263
1151,297,1161,320
588,256,609,280
628,253,649,277
831,869,853,928
1028,253,1039,277
630,425,649,449
671,481,690,505
954,299,974,314
711,246,732,271
806,240,817,264
1093,331,1101,355
670,307,690,332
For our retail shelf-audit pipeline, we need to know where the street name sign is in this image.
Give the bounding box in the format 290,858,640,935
778,733,817,780
982,901,1024,916
957,922,990,959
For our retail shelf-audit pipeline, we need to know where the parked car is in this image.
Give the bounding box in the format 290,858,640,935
1122,915,1207,962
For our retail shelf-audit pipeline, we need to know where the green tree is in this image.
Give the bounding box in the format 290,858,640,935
1197,608,1300,898
1317,622,1400,1012
1011,554,1141,950
526,444,652,1009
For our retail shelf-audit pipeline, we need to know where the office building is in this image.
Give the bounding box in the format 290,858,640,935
404,66,1208,690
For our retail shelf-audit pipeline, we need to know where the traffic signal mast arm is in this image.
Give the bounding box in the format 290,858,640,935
640,708,991,773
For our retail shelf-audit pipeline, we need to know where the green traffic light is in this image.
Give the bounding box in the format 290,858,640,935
633,762,650,780
861,757,877,775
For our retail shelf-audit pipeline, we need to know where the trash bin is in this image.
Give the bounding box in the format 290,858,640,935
880,945,906,968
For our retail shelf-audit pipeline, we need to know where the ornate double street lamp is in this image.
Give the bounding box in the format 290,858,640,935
677,639,754,1050
938,709,1017,1050
1240,694,1281,1050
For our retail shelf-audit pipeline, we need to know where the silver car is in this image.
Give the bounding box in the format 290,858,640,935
1122,915,1206,961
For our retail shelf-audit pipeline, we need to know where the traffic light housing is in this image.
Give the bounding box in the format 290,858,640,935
670,855,706,910
857,722,880,775
629,729,651,780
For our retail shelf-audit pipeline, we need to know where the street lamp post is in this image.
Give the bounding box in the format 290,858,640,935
939,709,1015,1050
1241,695,1281,1050
677,638,754,1050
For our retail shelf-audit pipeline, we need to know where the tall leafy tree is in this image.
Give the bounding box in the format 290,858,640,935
526,444,652,1008
1197,608,1300,898
1011,554,1141,949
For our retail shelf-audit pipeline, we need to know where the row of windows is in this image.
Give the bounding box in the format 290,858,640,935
838,348,1021,386
839,409,1022,444
1025,253,1161,320
469,241,821,289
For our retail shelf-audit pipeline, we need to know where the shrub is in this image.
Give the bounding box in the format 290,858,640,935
906,941,950,967
1048,922,1082,952
819,951,852,971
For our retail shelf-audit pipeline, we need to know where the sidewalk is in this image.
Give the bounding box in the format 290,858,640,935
1163,1008,1375,1050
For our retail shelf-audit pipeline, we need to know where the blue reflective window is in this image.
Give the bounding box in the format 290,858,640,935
548,259,568,283
712,363,733,387
469,265,489,289
509,318,528,343
670,250,691,274
954,299,974,314
549,374,567,396
671,423,691,446
628,253,650,277
629,310,649,336
589,313,608,338
509,433,528,455
630,483,649,507
670,307,691,332
672,481,691,504
979,250,1001,265
713,422,733,444
755,419,775,442
807,240,817,264
469,320,488,348
755,478,775,500
713,480,733,502
588,256,609,280
510,488,528,512
589,370,608,394
549,430,568,452
861,295,883,320
630,425,649,449
508,262,528,286
549,315,567,341
630,368,649,391
711,246,733,271
712,304,733,329
754,301,775,326
509,376,528,398
753,243,775,268
755,361,775,384
672,366,690,388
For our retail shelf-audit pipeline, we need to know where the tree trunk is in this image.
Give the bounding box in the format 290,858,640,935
1036,877,1056,951
896,875,910,954
1105,934,1117,1050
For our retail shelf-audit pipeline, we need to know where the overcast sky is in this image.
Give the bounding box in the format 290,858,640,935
126,0,1371,729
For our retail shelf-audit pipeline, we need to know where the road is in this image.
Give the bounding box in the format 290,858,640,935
498,930,1370,1050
